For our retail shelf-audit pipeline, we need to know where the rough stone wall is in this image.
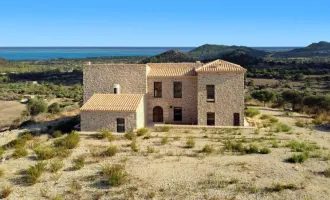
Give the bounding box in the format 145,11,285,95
83,64,147,102
81,111,136,132
147,77,198,124
197,72,245,126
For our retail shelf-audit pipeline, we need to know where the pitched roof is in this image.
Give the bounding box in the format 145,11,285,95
147,63,200,77
81,94,144,112
196,59,247,73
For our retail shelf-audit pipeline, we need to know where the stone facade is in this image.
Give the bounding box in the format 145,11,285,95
147,77,198,124
197,72,245,126
83,64,147,102
81,60,246,132
81,95,145,132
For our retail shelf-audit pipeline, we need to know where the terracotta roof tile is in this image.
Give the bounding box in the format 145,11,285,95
147,63,200,77
81,94,144,112
196,59,247,73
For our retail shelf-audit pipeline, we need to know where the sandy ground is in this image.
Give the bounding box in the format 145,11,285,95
0,108,330,200
0,100,26,128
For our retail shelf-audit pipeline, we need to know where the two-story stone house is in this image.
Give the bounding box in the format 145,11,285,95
80,59,246,132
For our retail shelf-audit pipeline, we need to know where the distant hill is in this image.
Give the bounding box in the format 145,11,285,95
188,44,268,60
140,50,196,63
272,41,330,58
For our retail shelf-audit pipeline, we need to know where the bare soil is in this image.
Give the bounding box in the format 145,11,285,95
0,108,330,200
0,100,25,128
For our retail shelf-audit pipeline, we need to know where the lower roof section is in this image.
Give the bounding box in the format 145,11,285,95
80,93,144,112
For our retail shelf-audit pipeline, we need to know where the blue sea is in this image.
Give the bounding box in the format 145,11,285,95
0,47,299,61
0,47,195,61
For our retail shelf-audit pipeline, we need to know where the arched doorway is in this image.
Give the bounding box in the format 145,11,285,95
153,106,163,122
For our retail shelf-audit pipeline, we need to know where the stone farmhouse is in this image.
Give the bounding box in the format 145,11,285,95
80,59,247,132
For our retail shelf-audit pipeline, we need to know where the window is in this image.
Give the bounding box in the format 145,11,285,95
173,82,182,98
154,82,162,98
174,107,182,121
206,85,215,102
114,88,118,94
116,118,125,133
207,112,215,126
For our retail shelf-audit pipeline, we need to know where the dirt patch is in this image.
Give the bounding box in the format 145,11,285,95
0,100,25,128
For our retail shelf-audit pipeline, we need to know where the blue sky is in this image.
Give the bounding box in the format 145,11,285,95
0,0,329,47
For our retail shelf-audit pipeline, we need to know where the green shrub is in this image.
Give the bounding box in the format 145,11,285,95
271,140,280,148
223,140,245,153
136,128,148,136
286,140,319,152
260,147,271,154
49,160,64,173
186,137,195,148
96,129,115,142
245,144,260,154
103,145,118,157
161,136,169,145
52,130,63,138
3,138,26,149
13,147,28,158
0,169,4,178
27,98,48,117
154,126,170,132
275,123,292,132
54,131,80,149
26,162,47,184
147,146,155,153
201,144,215,154
295,119,306,127
286,153,309,163
260,114,271,120
269,116,279,123
245,108,260,118
72,155,85,170
266,183,299,192
324,168,330,178
101,164,127,186
34,147,56,160
21,132,34,140
124,131,135,140
312,117,323,125
55,147,72,158
131,139,139,152
48,103,61,114
0,185,12,199
0,147,4,157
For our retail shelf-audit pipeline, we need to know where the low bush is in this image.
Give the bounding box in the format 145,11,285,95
34,147,56,160
147,145,155,153
48,102,61,114
96,129,115,142
0,185,12,199
131,139,139,152
21,132,34,140
49,159,64,173
245,144,260,154
286,153,309,163
154,126,170,132
0,147,4,157
161,136,169,145
101,164,127,186
54,131,80,149
201,144,215,154
260,114,271,120
3,138,26,149
72,155,85,170
286,140,319,152
55,147,72,158
136,128,148,136
26,162,47,184
324,168,330,178
52,130,63,138
186,137,195,148
103,145,118,157
124,131,135,140
260,147,271,154
0,169,4,178
70,180,82,193
13,147,28,158
223,140,245,153
245,108,260,118
266,183,300,192
275,123,292,132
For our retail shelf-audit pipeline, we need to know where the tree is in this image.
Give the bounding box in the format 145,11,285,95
281,90,303,111
27,98,48,117
251,90,276,107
